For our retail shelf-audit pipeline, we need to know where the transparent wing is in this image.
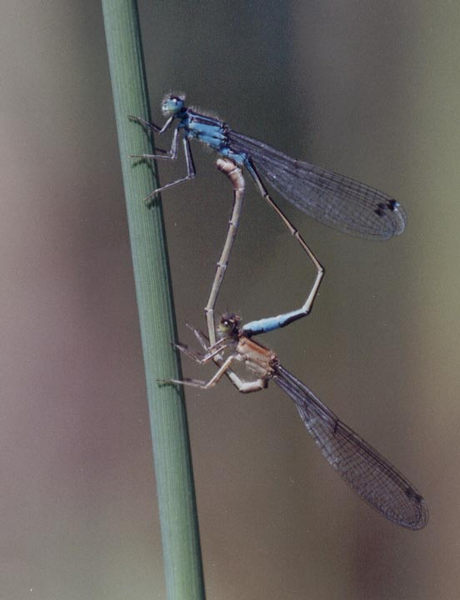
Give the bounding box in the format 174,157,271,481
228,130,406,239
273,364,427,529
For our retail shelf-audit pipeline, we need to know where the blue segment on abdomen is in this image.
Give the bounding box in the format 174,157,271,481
242,309,304,336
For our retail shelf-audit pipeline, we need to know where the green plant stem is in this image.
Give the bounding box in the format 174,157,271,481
102,2,205,598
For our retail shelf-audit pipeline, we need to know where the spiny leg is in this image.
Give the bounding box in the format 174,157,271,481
143,137,197,206
183,323,265,393
175,333,233,365
129,118,197,204
130,126,179,162
128,114,174,135
165,353,239,389
165,350,266,393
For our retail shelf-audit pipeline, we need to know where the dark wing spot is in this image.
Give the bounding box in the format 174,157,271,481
405,487,423,503
375,200,400,218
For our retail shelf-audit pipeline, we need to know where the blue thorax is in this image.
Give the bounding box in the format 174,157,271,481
171,103,247,166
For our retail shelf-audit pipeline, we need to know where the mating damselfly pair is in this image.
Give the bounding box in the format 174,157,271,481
131,94,427,529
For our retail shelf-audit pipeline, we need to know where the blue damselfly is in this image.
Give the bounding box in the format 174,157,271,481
130,94,406,239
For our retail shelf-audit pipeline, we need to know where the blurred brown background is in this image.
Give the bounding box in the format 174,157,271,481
1,1,459,598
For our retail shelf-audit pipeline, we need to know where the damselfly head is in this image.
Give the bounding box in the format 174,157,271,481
218,313,241,339
161,94,185,116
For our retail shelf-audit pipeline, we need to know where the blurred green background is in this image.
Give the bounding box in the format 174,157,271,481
2,1,459,599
